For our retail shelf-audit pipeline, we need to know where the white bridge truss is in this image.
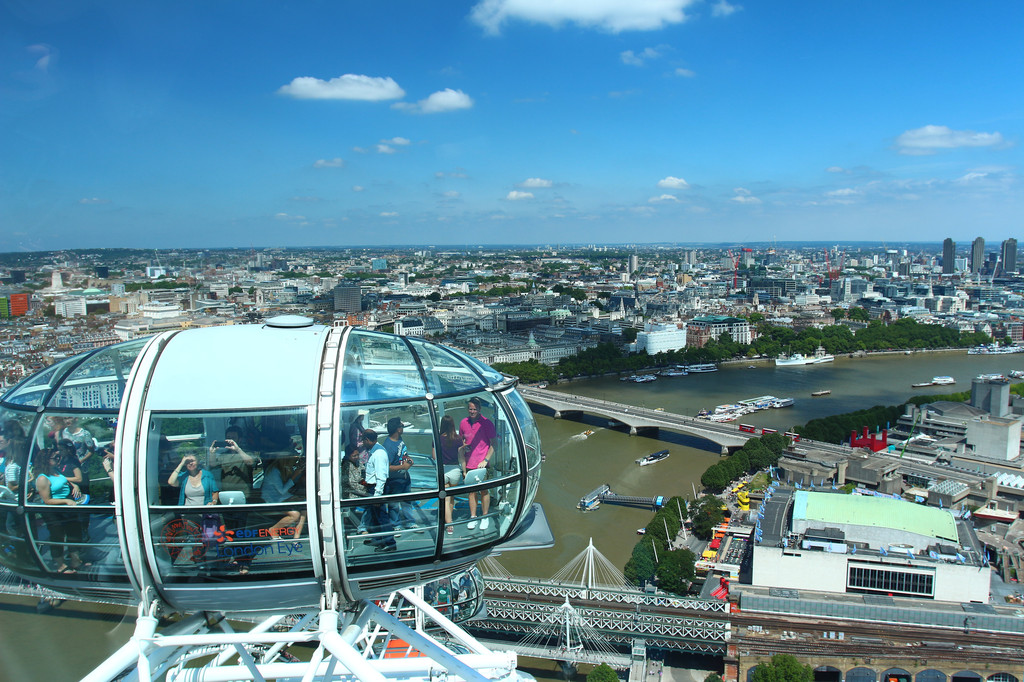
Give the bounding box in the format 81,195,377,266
82,587,523,682
477,596,729,655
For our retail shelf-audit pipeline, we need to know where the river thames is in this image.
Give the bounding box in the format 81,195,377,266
3,349,1023,678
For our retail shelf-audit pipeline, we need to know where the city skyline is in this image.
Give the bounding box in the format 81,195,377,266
2,1,1022,251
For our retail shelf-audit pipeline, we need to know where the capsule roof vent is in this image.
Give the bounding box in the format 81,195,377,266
265,314,315,328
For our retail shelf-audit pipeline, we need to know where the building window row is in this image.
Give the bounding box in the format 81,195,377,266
848,564,934,597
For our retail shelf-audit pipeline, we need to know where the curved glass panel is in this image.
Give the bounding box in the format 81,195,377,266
432,392,520,550
2,355,81,407
446,346,506,385
148,409,313,582
341,330,425,402
407,338,487,395
47,339,147,410
0,408,35,575
22,417,127,580
422,567,485,623
504,390,542,471
341,400,439,569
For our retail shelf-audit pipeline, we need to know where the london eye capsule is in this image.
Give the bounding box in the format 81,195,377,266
0,317,547,612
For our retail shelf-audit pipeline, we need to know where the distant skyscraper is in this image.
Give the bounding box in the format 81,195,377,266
628,253,639,275
970,237,985,274
1001,238,1017,274
942,238,955,274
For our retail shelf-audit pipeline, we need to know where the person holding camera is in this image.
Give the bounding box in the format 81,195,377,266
168,454,220,506
210,426,256,501
263,433,306,540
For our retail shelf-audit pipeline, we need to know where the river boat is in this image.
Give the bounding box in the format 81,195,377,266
658,367,688,377
771,398,795,408
636,450,670,466
811,389,831,397
932,376,955,385
581,429,594,437
1010,370,1024,379
685,363,718,373
968,344,1024,355
632,374,657,383
636,528,646,535
775,345,835,366
911,381,934,388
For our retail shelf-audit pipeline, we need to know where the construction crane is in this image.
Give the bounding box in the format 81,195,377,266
727,250,740,289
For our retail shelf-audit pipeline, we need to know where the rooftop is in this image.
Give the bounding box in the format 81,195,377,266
793,490,958,543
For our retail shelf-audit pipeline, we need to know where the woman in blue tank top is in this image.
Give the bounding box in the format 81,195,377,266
34,448,84,572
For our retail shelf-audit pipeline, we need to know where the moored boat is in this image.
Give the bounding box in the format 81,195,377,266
776,345,835,366
811,389,831,397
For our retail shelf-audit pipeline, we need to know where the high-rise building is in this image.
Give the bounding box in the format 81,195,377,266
1001,238,1017,274
332,283,361,314
970,237,985,274
942,238,956,274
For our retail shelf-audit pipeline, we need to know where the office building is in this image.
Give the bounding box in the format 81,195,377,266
942,238,955,274
1001,238,1017,274
332,283,362,314
970,237,985,274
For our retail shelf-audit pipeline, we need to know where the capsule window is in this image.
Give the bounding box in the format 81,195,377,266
147,409,314,582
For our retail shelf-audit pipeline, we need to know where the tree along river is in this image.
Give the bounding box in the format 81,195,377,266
3,350,1023,678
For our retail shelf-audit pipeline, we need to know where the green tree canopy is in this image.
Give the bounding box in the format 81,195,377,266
750,654,813,682
587,663,619,682
655,548,696,595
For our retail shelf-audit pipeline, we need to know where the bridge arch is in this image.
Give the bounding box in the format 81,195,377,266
987,675,1019,682
847,668,878,682
814,665,842,682
916,670,946,682
882,668,913,682
951,673,982,682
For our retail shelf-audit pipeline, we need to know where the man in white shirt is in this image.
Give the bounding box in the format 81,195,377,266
361,430,396,553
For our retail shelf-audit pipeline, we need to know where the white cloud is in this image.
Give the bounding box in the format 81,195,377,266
274,212,306,221
470,0,697,34
352,186,364,192
442,190,461,198
313,157,344,168
380,211,399,217
674,67,695,78
620,47,661,66
826,166,846,173
649,194,679,203
731,188,760,204
382,137,411,146
277,74,405,101
28,44,54,72
376,144,396,154
711,0,739,17
518,177,553,188
957,171,989,184
506,190,534,200
78,197,110,204
657,176,689,189
826,188,859,197
895,125,1007,155
395,88,474,114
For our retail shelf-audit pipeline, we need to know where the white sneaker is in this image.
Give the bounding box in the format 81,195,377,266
467,519,478,530
479,518,490,531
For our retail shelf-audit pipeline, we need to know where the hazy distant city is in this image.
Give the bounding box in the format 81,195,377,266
1,239,1019,386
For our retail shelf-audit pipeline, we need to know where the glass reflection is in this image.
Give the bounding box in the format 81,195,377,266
148,408,315,581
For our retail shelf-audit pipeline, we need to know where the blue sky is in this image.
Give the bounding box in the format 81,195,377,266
2,1,1022,250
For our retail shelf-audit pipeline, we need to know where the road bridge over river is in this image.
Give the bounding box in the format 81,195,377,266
519,386,754,453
